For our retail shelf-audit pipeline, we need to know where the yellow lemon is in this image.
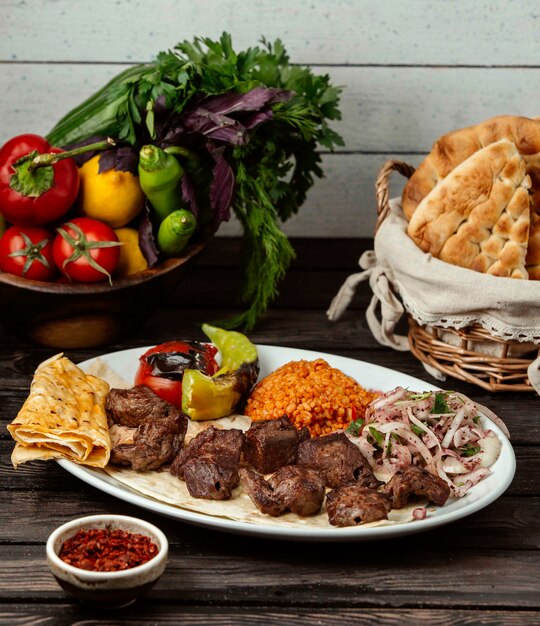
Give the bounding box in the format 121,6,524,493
78,155,145,228
113,227,148,277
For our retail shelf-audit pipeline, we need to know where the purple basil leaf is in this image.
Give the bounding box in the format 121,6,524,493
161,125,186,146
182,109,248,145
203,123,247,144
62,135,106,167
181,174,199,218
264,88,294,105
197,87,293,116
242,109,274,129
98,146,139,175
138,202,160,267
153,98,180,144
180,87,293,146
208,144,235,227
154,94,169,115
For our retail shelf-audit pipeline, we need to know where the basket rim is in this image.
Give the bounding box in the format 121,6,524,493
407,316,538,392
374,159,416,233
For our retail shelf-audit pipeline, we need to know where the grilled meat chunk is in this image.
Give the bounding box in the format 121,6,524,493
106,385,179,428
110,413,187,471
181,457,240,500
268,465,325,516
382,465,451,509
170,427,244,500
107,385,188,471
326,485,392,526
171,427,245,477
240,468,285,516
297,432,380,489
243,415,310,474
241,465,325,517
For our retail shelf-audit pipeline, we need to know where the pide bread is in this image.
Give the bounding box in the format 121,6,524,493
407,140,531,278
402,115,540,279
403,115,540,218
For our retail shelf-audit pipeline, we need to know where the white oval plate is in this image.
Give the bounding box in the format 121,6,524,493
58,345,516,541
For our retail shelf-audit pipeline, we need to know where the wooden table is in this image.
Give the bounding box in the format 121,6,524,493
2,238,538,625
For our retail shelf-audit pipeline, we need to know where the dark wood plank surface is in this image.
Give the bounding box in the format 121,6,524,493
1,238,538,625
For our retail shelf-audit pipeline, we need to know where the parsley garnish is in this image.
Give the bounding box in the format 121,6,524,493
473,415,481,424
346,418,365,437
460,444,481,457
408,391,432,400
411,423,425,437
368,426,384,448
431,392,450,414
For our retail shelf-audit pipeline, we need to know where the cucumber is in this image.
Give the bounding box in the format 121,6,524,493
46,64,152,147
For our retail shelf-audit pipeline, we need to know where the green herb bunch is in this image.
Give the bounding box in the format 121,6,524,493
48,33,344,328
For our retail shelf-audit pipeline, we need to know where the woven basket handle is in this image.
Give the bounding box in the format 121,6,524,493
375,160,416,232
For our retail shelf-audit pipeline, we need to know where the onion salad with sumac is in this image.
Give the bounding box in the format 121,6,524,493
346,387,508,498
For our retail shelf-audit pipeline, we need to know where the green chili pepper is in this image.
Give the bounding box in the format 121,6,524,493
182,324,260,421
157,209,196,256
138,145,184,222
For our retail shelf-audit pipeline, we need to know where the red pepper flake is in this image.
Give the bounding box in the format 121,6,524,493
59,528,158,572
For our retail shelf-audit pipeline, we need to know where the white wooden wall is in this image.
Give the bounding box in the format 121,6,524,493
2,0,539,237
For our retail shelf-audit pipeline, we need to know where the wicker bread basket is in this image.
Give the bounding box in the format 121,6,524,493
375,160,539,393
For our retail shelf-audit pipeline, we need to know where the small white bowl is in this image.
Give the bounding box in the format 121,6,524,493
46,514,168,608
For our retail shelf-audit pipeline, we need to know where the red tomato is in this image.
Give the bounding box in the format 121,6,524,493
135,341,219,408
53,217,121,283
135,374,183,408
0,225,56,281
0,134,79,226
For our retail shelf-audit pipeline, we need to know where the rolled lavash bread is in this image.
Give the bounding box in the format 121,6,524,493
407,139,531,279
402,115,540,278
8,354,111,467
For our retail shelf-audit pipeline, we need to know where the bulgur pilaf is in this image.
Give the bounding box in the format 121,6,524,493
244,358,379,436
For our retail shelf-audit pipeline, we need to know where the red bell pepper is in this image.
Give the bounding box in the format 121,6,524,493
0,134,115,227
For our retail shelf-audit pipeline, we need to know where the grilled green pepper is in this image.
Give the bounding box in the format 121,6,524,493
138,145,184,222
182,324,259,421
157,209,196,256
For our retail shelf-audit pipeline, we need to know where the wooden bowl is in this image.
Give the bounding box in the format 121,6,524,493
0,234,211,349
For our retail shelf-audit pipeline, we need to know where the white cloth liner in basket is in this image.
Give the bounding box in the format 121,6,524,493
327,198,540,395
